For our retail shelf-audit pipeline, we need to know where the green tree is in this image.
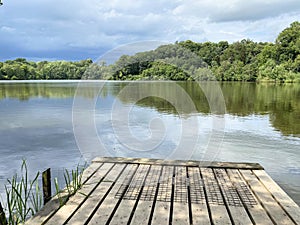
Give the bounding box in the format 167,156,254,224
276,21,300,62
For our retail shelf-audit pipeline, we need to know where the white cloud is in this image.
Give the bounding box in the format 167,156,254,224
173,0,300,22
0,26,15,32
0,0,299,60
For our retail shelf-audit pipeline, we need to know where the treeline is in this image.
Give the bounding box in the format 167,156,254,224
92,21,298,82
0,58,92,80
180,21,300,82
1,21,300,82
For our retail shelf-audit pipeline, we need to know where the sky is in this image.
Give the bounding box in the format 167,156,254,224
0,0,300,61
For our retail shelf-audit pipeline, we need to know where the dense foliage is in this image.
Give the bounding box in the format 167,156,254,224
1,21,299,82
0,59,92,80
80,21,300,83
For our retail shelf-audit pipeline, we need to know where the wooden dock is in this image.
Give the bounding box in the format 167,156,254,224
26,157,300,225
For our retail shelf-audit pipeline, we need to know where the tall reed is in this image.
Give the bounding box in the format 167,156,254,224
54,163,86,206
4,160,42,225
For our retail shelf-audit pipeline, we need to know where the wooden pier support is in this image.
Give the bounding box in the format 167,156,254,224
42,168,52,205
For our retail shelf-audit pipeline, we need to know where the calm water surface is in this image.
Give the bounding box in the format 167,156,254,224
0,81,299,206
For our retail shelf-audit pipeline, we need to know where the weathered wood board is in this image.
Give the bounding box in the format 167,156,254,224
25,157,300,225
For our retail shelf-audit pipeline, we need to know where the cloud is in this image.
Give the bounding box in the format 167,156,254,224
0,0,299,61
173,0,300,22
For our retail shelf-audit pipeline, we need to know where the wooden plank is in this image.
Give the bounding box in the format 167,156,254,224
45,163,114,225
25,190,70,225
130,165,162,224
253,169,300,224
87,164,138,225
241,170,295,225
187,167,210,225
172,166,189,224
211,162,263,170
65,163,126,225
214,168,253,225
200,168,231,225
227,169,273,225
28,158,300,225
109,164,151,225
81,162,104,184
25,162,104,225
92,157,263,170
151,166,173,224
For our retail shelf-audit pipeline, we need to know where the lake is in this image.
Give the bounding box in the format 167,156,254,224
0,81,299,206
